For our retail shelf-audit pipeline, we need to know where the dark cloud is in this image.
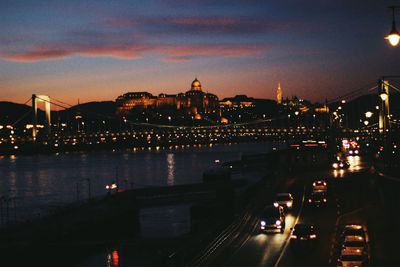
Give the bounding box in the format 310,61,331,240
107,16,290,35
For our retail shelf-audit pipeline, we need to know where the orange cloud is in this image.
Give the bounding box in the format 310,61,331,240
1,42,268,62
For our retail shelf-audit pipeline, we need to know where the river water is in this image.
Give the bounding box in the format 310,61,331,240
0,142,284,224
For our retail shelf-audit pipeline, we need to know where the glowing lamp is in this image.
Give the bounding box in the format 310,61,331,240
385,6,400,46
379,91,388,101
386,32,400,46
365,111,373,118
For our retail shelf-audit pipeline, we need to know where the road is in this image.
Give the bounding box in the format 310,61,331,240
208,154,384,267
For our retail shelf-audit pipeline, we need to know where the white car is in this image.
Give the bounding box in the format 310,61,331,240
341,225,368,242
341,236,366,252
273,193,294,210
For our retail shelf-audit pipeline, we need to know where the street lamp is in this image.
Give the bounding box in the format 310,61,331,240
385,6,400,46
379,88,388,101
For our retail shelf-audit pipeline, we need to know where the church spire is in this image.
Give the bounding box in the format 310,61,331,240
277,82,283,104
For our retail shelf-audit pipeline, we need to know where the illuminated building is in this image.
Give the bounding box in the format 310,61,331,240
116,78,219,116
219,95,255,108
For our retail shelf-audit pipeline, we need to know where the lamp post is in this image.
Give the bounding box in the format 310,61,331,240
385,6,400,46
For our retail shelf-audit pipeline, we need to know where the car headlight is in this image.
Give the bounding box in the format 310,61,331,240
276,220,281,225
339,163,344,167
261,221,266,226
273,202,279,207
286,202,292,208
332,163,338,168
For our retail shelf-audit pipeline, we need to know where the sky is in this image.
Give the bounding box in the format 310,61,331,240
1,0,399,107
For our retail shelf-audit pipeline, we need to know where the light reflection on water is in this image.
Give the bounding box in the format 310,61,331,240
0,142,277,222
167,153,175,186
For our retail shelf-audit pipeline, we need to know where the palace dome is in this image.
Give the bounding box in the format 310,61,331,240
191,78,202,91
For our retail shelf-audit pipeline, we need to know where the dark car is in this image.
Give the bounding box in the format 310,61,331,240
307,191,328,207
260,205,286,233
273,193,294,210
290,223,318,244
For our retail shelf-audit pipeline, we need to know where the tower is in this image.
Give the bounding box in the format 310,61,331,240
277,82,283,104
32,94,51,141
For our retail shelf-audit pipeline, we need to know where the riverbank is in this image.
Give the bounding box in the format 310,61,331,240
0,145,330,266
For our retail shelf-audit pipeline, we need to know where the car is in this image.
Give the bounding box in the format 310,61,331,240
307,191,328,207
341,235,366,252
260,205,286,233
312,179,328,192
348,149,359,155
337,253,368,267
332,160,350,169
341,225,368,242
273,193,294,210
340,247,365,257
290,223,318,244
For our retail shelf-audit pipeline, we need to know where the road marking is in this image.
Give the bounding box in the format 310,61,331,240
273,185,306,267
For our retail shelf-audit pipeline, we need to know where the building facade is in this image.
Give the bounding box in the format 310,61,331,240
116,78,219,116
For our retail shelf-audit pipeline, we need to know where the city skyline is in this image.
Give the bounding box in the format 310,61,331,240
1,0,399,105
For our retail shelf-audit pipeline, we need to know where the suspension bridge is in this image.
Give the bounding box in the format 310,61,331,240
1,76,399,154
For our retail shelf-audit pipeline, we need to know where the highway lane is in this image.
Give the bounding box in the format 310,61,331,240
277,155,378,267
211,154,376,267
218,168,329,267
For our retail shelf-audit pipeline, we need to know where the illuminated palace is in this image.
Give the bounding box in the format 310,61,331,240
116,78,219,117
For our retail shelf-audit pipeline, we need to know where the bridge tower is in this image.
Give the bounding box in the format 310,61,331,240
378,80,390,134
32,94,51,141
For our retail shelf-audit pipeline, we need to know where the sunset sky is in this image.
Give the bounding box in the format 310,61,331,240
1,0,399,107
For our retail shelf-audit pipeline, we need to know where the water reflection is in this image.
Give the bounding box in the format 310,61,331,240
167,153,175,186
0,142,273,221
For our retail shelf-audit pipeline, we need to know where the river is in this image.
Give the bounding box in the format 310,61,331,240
0,141,284,224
